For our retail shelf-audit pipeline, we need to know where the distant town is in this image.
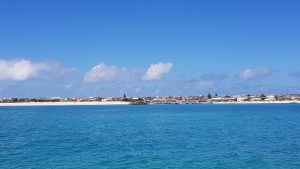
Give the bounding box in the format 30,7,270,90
1,94,300,105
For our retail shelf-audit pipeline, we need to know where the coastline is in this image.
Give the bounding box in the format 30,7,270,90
0,100,299,106
211,101,300,104
0,101,130,107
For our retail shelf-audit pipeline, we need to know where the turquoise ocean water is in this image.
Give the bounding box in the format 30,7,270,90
1,104,300,168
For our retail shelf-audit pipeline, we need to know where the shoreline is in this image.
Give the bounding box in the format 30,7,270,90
0,101,130,107
0,101,299,106
211,101,300,104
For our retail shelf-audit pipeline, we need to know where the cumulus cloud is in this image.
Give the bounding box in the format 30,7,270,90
0,59,52,81
84,62,173,83
237,68,273,80
0,59,74,81
142,62,173,81
84,63,139,83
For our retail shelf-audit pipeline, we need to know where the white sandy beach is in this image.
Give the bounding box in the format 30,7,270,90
0,101,130,106
0,100,299,106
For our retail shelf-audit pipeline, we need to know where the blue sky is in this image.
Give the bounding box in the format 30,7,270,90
0,0,299,97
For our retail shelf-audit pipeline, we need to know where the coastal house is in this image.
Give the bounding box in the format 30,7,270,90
251,97,262,101
211,97,225,102
102,97,113,101
291,95,300,101
88,97,102,101
237,96,247,102
265,95,276,101
211,96,236,102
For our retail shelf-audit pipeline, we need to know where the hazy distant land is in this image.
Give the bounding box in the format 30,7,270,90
0,100,299,107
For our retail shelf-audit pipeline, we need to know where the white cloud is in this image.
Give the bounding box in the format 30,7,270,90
238,68,273,80
85,62,173,83
84,63,139,83
142,62,173,81
0,59,74,81
0,59,52,81
84,63,118,82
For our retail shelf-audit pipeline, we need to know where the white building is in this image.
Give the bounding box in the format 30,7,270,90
237,97,246,102
266,95,276,101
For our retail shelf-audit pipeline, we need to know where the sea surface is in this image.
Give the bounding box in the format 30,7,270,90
0,104,300,169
